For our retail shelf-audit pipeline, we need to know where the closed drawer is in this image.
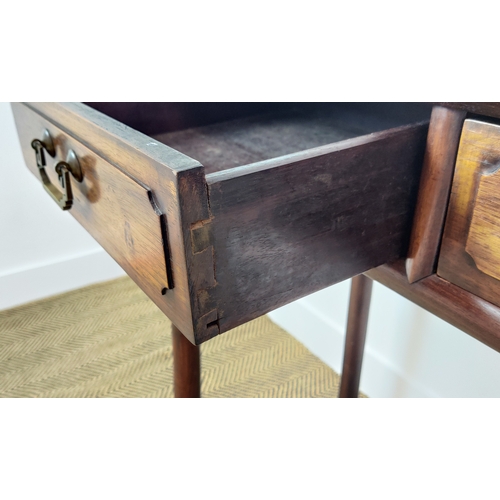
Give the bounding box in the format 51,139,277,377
12,103,429,344
438,118,500,307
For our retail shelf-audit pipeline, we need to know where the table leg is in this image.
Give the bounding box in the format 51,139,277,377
339,274,373,398
172,324,201,398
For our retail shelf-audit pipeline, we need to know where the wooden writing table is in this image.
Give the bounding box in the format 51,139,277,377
11,102,500,397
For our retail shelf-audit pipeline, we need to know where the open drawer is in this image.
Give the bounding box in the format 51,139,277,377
12,102,430,344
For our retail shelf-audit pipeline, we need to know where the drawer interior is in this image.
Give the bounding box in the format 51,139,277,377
85,103,431,174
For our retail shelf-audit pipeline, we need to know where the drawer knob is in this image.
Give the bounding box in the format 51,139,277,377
31,130,83,211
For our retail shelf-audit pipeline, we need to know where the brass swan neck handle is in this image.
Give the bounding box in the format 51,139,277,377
31,129,83,211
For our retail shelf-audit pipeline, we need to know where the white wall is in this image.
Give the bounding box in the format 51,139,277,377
2,102,499,397
0,103,125,309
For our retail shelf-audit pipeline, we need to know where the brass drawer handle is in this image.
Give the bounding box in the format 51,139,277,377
31,129,83,211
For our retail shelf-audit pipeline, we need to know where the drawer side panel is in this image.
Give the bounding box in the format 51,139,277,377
208,124,428,334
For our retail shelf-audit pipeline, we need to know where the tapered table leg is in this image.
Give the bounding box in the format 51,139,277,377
339,274,373,398
172,324,201,398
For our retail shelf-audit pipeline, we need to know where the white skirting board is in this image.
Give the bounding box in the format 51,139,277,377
268,289,432,398
0,250,126,311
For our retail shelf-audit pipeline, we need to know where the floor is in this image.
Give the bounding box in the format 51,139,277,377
0,277,362,398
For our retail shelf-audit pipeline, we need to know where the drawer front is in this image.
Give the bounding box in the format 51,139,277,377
14,108,172,295
11,103,215,344
438,118,500,306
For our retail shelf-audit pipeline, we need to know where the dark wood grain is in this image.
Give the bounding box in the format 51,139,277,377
438,119,500,309
154,103,432,174
339,275,373,398
406,106,466,283
367,261,500,353
437,103,500,120
172,323,201,398
206,123,428,334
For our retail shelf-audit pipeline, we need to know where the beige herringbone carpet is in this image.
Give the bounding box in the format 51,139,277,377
0,277,346,398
